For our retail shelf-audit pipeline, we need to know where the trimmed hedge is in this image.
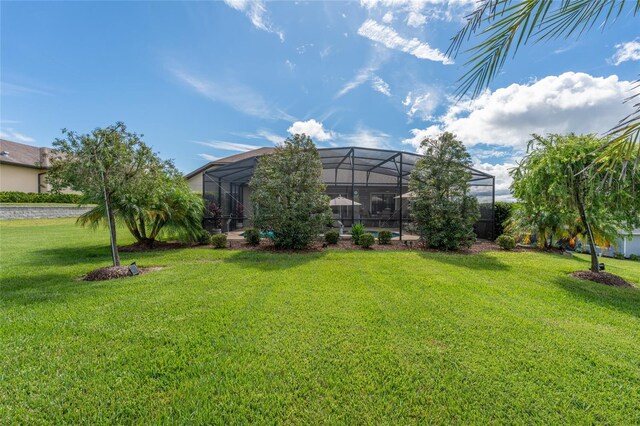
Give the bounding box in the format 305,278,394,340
210,233,228,249
378,230,392,245
0,191,82,204
243,229,261,246
325,230,340,244
496,234,516,250
359,233,375,248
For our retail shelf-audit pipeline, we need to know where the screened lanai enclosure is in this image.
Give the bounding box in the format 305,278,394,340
202,147,495,239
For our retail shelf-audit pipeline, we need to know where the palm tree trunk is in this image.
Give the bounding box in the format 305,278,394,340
577,197,599,273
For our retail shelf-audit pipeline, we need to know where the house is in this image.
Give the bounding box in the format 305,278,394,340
0,139,53,193
615,229,640,257
186,146,496,239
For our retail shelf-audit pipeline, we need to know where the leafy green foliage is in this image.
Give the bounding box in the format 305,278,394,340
0,191,83,204
249,134,331,250
2,218,640,424
324,230,340,244
496,234,516,250
358,233,375,248
350,223,365,245
409,132,480,250
210,233,227,249
448,0,640,175
243,229,261,246
494,202,517,238
378,230,392,245
511,133,640,272
48,122,204,256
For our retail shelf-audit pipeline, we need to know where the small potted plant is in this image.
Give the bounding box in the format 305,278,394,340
204,201,223,234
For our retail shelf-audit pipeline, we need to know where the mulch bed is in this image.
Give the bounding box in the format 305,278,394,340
570,271,635,288
222,238,502,253
120,241,196,252
83,266,163,282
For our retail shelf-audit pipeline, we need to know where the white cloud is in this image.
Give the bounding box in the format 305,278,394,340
0,128,35,143
195,140,263,152
338,126,391,149
473,161,517,201
382,11,394,23
223,0,284,41
198,153,220,162
406,11,426,27
320,46,332,59
357,19,452,64
404,89,438,120
371,76,391,96
609,39,640,65
1,82,52,96
285,59,296,71
403,72,638,150
288,119,333,141
171,68,294,121
337,68,373,97
257,130,285,144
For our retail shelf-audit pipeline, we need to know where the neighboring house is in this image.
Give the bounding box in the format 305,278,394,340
615,229,640,257
185,146,496,238
0,139,52,193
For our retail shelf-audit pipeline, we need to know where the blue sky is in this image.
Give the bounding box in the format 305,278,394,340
2,1,639,199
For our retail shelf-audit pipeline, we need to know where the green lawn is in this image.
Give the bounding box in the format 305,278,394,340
1,219,639,424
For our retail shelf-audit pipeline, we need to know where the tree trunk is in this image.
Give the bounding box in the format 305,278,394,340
577,198,599,273
101,168,120,267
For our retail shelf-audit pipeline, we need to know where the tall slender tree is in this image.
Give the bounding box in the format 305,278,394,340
511,133,639,272
409,132,480,250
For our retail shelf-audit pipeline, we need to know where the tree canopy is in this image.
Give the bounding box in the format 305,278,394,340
249,134,331,250
511,133,640,271
409,132,480,250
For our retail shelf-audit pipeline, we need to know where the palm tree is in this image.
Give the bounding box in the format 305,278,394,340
447,0,640,173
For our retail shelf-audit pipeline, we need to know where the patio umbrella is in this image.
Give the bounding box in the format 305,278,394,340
394,191,416,199
330,196,361,220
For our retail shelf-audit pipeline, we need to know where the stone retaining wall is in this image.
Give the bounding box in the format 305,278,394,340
0,205,94,220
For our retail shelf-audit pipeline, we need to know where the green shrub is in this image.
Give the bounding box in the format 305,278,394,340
325,230,340,244
629,254,639,261
494,202,518,238
359,233,375,248
378,230,392,245
613,252,625,260
351,224,365,245
243,229,261,246
496,234,516,250
210,233,228,249
196,230,211,245
0,191,83,204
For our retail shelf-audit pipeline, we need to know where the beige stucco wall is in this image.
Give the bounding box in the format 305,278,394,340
187,172,203,193
0,163,45,193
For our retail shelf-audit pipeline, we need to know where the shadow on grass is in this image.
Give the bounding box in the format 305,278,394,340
554,275,640,319
0,273,84,306
27,244,173,267
223,249,327,271
418,251,511,271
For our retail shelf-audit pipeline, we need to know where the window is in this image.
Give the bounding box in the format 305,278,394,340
370,193,396,215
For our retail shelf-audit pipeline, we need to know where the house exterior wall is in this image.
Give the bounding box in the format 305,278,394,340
615,232,640,257
0,163,45,193
187,173,203,192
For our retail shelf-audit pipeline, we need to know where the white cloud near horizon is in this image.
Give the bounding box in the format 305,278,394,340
288,119,333,141
171,68,294,121
357,19,452,64
223,0,284,41
0,128,35,143
402,72,637,151
609,39,640,65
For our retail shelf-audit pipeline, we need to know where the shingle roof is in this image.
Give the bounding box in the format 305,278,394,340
185,147,275,179
0,139,51,169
